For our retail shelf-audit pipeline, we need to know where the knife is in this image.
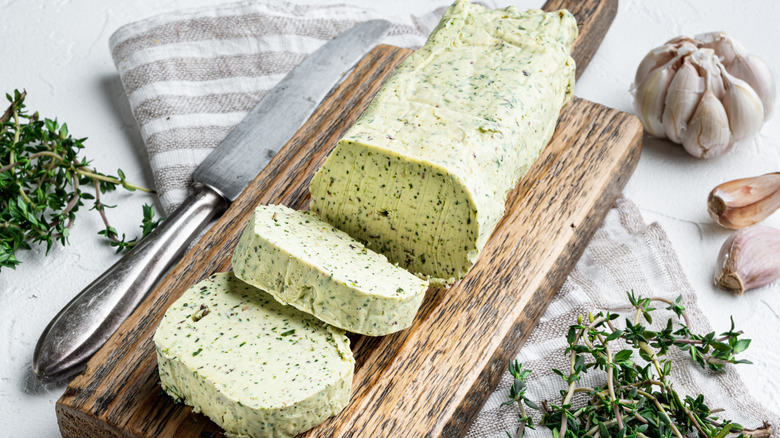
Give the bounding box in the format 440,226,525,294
33,19,391,384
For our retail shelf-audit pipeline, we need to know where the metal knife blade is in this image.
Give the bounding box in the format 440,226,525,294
33,19,391,384
194,19,391,200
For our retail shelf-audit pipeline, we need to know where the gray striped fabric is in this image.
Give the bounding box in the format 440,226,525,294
109,2,778,437
109,0,452,211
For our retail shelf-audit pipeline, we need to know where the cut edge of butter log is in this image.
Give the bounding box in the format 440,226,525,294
309,0,577,284
232,204,429,336
154,272,354,438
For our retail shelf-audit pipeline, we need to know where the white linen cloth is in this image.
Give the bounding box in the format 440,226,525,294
109,1,779,436
467,198,779,437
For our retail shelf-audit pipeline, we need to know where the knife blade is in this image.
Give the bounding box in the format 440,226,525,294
194,19,391,201
33,19,391,384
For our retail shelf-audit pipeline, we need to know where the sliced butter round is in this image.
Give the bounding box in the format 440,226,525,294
232,204,429,336
154,272,353,438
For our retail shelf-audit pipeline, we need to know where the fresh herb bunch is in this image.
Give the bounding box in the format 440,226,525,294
505,292,770,438
0,90,162,270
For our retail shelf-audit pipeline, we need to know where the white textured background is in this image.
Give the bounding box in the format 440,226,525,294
1,0,778,436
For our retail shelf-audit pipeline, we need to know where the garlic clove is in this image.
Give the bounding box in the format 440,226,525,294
720,66,764,142
728,54,776,119
674,41,699,58
688,48,725,99
635,44,676,86
709,65,727,101
634,57,681,138
715,225,780,294
708,172,780,229
662,57,705,143
695,31,746,66
681,74,731,158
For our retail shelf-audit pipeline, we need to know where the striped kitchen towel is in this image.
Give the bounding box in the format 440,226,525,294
108,0,461,212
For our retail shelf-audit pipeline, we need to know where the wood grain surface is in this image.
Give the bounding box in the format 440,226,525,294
56,1,637,437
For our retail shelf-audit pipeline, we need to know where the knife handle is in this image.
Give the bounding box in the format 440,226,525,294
33,183,228,383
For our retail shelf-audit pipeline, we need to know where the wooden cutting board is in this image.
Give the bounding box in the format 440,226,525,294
56,1,642,436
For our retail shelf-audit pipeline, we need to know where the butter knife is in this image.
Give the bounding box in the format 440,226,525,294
33,19,391,383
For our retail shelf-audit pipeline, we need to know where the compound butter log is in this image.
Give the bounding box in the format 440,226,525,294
56,1,634,437
309,2,578,283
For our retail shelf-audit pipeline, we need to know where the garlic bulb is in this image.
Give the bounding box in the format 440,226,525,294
633,32,776,158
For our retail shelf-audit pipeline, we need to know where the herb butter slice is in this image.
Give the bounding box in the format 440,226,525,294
309,0,577,283
154,272,354,438
232,204,429,336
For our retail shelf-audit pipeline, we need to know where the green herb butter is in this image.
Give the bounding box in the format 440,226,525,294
232,204,429,336
309,0,577,283
154,272,354,438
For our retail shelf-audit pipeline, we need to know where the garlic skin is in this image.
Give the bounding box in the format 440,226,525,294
696,31,742,66
633,32,775,158
708,172,780,229
715,225,780,294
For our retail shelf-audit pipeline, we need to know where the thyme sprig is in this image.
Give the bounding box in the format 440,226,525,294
0,90,161,270
502,360,538,438
505,292,770,438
